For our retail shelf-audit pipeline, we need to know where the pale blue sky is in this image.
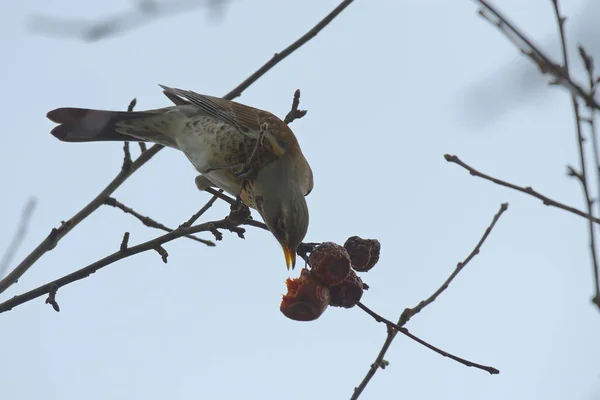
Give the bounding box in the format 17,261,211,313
2,1,600,399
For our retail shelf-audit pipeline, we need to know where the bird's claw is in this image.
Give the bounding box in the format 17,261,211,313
227,197,251,225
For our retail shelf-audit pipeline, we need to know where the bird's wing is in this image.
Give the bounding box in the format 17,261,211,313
160,85,294,157
160,85,260,131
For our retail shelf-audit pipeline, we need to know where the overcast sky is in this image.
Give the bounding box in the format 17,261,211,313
1,1,600,399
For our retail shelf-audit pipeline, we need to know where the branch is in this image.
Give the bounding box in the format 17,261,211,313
224,0,355,100
28,0,225,42
551,0,600,307
473,0,600,112
399,202,509,325
583,49,600,303
445,154,600,224
356,302,499,374
352,203,508,399
578,46,600,218
0,211,251,313
103,197,215,246
284,89,308,124
0,144,163,296
0,0,354,296
470,0,600,306
0,198,37,278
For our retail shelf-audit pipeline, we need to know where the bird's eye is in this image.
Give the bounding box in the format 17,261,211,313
277,217,286,233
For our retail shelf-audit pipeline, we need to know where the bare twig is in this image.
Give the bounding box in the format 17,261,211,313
28,0,225,42
551,0,600,307
400,202,509,325
45,284,60,312
127,98,137,112
103,197,214,246
284,89,308,124
356,302,499,374
122,98,137,170
181,194,220,228
580,45,600,305
224,0,355,100
0,214,251,313
473,0,600,111
120,232,130,251
579,46,600,212
0,138,164,297
0,198,37,278
445,154,600,224
352,203,507,399
122,142,132,171
0,0,354,296
154,245,169,263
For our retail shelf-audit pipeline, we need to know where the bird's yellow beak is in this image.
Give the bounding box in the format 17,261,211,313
282,245,296,270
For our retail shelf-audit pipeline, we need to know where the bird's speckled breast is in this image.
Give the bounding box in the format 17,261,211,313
174,114,280,209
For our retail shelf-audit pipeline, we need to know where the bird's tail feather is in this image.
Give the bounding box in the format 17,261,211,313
47,107,157,143
47,107,180,149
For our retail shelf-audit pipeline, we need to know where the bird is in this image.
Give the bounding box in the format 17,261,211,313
46,85,313,269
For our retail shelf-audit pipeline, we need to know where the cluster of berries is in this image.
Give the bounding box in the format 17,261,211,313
280,236,381,321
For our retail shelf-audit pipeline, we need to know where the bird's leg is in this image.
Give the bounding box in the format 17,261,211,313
227,179,251,225
235,123,268,182
232,179,249,211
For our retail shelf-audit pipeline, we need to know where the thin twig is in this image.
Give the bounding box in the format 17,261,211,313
356,302,499,375
198,188,234,206
551,0,599,304
181,194,220,228
579,45,600,306
224,0,355,100
0,215,252,313
400,202,509,325
122,142,132,171
127,98,137,112
445,154,600,224
45,284,60,312
473,0,600,111
0,144,163,296
579,47,600,212
0,0,353,296
352,203,507,399
103,197,214,246
122,98,136,170
0,198,37,278
284,89,307,124
154,245,169,263
28,0,223,42
120,232,130,251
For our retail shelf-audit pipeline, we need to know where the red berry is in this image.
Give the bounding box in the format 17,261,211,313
280,269,330,321
329,270,364,308
344,236,381,272
309,242,351,287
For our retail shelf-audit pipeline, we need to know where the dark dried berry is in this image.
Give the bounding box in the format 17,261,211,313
309,242,351,287
329,270,364,308
280,269,330,321
344,236,381,272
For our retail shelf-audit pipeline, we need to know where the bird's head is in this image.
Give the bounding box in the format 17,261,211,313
253,160,310,270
